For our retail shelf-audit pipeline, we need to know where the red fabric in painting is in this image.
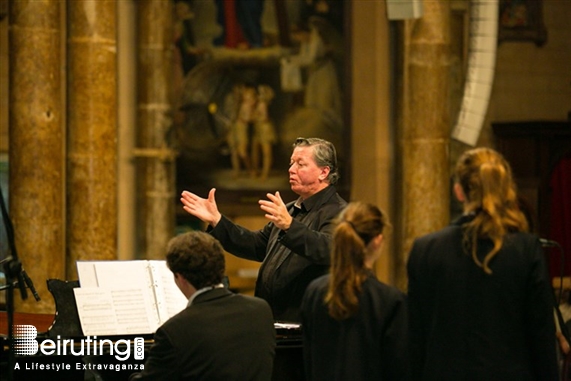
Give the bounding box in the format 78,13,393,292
223,0,247,48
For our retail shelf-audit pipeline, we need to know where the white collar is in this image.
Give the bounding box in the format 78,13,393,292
187,283,224,306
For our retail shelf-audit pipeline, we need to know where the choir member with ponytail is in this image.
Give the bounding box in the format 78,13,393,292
301,202,408,381
407,147,558,381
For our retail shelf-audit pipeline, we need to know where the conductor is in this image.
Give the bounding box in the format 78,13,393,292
180,137,347,321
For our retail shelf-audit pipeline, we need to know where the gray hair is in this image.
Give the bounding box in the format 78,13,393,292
292,137,339,185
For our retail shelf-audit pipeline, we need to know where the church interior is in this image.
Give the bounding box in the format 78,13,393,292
0,0,570,379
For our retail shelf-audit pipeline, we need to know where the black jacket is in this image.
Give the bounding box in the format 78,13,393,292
131,288,275,381
210,185,347,321
301,274,409,381
407,215,559,381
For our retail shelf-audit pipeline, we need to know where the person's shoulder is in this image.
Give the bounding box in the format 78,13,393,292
308,273,329,289
503,231,542,254
231,295,275,329
366,276,405,300
507,230,539,242
232,293,273,313
361,277,407,316
334,192,347,208
413,223,461,246
158,306,193,331
304,274,329,299
301,275,329,316
328,185,347,204
407,226,462,268
234,293,269,305
318,186,347,209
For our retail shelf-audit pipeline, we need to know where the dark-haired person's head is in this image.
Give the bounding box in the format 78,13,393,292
166,231,225,290
289,137,339,199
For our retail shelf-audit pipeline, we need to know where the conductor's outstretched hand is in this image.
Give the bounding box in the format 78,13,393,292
259,191,293,231
181,188,222,227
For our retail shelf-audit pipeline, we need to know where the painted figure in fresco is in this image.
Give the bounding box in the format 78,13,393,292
174,0,206,74
213,0,265,49
228,84,256,177
252,84,277,181
282,16,342,125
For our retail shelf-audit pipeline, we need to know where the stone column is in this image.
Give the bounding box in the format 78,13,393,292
9,0,64,313
135,1,176,259
117,0,137,260
67,0,117,279
351,1,395,285
398,0,451,289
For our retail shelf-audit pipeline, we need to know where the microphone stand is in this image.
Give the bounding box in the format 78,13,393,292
0,185,40,381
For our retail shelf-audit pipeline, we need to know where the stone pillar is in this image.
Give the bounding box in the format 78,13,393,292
351,1,395,285
67,0,117,279
117,0,137,260
135,1,176,259
398,0,451,289
9,0,64,313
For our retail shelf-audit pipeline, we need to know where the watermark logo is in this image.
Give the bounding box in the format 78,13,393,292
14,325,38,356
134,337,144,360
13,324,145,361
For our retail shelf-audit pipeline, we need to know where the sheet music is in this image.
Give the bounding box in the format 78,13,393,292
109,287,161,333
75,260,185,335
148,260,188,323
76,262,98,287
74,287,160,336
73,288,119,336
77,260,153,290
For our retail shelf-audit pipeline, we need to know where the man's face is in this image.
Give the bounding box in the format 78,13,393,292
288,146,329,199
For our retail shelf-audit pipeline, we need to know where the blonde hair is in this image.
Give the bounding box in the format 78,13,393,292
455,148,528,274
325,202,389,320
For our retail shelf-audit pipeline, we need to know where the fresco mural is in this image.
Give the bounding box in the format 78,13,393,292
172,0,348,207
